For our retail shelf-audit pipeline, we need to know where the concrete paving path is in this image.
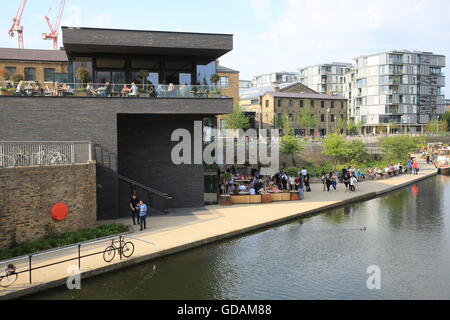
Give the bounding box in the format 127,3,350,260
0,156,437,299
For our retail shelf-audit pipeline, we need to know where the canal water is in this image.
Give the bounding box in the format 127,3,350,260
32,175,450,300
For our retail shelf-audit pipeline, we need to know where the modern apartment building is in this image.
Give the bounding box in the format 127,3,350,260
344,50,446,133
252,71,300,88
299,62,352,95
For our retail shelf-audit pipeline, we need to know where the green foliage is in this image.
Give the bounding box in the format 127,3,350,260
210,73,220,85
297,106,318,133
221,172,232,181
344,139,369,164
274,114,284,129
322,134,368,164
281,115,294,136
224,105,250,130
378,135,424,162
347,120,363,135
280,135,303,167
425,119,448,133
285,167,299,177
0,224,128,261
322,134,348,160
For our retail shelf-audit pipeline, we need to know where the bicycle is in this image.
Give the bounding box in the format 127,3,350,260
0,264,18,288
103,237,135,263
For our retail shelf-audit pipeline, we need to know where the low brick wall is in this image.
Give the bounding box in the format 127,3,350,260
0,163,97,250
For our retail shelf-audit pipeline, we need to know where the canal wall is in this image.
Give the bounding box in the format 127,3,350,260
0,157,438,300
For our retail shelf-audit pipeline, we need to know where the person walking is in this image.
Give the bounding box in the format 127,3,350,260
304,174,311,192
331,171,338,191
412,160,419,175
129,194,140,225
343,172,350,192
297,175,305,200
349,175,358,192
138,200,148,231
407,159,413,174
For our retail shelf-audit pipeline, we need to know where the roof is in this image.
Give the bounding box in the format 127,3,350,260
240,82,314,100
0,48,68,62
62,26,233,60
266,92,348,100
217,65,239,73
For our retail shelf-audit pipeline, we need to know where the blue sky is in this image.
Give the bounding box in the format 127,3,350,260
0,0,449,96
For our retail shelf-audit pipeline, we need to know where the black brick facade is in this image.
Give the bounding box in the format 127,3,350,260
0,96,232,220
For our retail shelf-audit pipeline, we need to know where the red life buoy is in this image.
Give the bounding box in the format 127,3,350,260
51,203,69,221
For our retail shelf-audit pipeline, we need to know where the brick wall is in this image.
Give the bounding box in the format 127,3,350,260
0,163,97,250
0,60,67,83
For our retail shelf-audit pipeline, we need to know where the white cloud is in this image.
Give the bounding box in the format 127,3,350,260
223,0,450,96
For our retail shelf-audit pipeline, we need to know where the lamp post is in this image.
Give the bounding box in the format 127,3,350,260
437,115,440,135
326,108,330,136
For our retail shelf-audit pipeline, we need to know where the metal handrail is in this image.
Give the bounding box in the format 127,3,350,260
118,175,172,200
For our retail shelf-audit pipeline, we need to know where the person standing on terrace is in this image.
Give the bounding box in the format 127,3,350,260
15,80,24,96
129,82,139,97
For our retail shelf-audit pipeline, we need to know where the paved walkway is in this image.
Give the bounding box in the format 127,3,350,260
0,156,437,299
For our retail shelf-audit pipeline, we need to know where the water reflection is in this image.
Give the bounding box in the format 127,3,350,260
30,176,450,300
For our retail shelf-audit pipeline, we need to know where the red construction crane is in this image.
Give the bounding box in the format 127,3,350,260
43,0,66,50
8,0,27,49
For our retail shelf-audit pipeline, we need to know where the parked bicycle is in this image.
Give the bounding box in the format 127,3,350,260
0,264,18,288
103,238,135,263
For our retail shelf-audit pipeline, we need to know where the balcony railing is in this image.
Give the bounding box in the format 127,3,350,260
0,141,92,168
0,81,225,99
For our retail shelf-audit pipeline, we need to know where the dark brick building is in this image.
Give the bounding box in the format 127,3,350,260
0,27,234,220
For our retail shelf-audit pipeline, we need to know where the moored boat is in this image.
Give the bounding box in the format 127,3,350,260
434,147,450,175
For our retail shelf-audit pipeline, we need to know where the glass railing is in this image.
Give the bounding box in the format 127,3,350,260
0,81,225,99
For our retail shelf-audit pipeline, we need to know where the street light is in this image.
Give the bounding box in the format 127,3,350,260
437,115,440,134
326,108,330,136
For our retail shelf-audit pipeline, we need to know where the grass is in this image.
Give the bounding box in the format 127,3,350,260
0,223,128,261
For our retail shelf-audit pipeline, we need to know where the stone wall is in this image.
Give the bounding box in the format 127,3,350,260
0,60,67,84
0,163,97,250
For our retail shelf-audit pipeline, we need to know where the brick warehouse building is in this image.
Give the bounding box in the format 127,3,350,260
0,48,68,83
0,27,234,220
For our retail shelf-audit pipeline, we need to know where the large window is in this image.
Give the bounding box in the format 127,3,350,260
219,76,229,88
196,61,216,85
5,67,16,79
44,68,55,82
24,68,36,81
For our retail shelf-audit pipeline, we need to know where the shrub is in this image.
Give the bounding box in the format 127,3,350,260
286,167,299,177
0,223,128,261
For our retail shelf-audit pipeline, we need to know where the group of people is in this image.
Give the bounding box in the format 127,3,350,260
129,194,149,231
12,80,74,97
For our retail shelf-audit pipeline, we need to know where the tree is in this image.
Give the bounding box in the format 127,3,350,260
280,135,303,167
378,135,424,162
347,120,363,135
274,114,284,130
344,139,368,164
223,105,250,130
138,70,149,86
297,106,318,136
281,115,294,136
335,116,345,135
442,112,450,132
322,134,348,165
210,73,220,86
425,119,448,134
76,67,89,85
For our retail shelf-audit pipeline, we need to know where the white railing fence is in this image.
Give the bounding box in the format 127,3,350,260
0,141,92,168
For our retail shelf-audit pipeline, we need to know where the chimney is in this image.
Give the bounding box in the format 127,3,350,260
273,81,281,92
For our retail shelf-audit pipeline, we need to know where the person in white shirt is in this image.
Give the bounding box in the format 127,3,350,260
349,175,357,192
239,184,247,192
249,187,256,195
129,82,139,96
301,167,308,177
